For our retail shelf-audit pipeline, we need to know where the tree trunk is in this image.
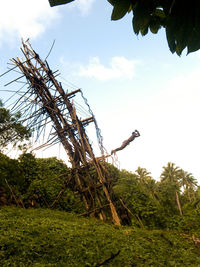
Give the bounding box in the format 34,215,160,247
176,191,183,216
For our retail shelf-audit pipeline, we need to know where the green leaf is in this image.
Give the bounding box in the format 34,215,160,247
48,0,74,7
153,9,166,20
132,14,150,35
187,33,200,54
187,5,200,54
111,1,132,20
140,25,149,36
149,23,160,34
166,26,176,54
132,16,140,35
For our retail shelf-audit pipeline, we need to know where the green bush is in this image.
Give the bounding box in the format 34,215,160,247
113,170,164,228
0,153,83,212
0,152,23,204
20,156,83,212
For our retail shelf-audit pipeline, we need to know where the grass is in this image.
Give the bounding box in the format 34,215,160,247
0,206,200,266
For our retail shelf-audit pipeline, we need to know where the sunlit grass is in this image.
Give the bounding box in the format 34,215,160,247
0,206,200,266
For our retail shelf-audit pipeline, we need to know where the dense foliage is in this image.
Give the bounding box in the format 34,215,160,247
1,151,200,265
1,150,200,231
48,0,200,56
0,153,83,213
1,206,200,266
0,100,30,151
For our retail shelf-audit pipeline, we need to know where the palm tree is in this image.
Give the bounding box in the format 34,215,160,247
160,162,181,183
135,167,160,204
160,162,183,215
135,167,152,184
179,170,197,202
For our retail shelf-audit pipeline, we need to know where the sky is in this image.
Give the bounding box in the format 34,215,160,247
1,0,200,180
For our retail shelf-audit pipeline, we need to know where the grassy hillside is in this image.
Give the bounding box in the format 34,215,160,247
0,207,200,266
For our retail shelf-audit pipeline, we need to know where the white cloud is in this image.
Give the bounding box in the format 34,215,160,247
0,0,59,44
0,0,96,45
77,56,138,81
72,0,95,16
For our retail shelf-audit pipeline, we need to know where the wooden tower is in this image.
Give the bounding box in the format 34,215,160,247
9,41,122,225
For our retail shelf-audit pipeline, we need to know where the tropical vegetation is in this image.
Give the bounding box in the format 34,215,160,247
1,206,200,266
1,102,200,265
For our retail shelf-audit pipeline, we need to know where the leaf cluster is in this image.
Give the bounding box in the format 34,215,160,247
109,0,200,55
0,102,31,151
113,163,200,228
48,0,200,55
0,153,82,212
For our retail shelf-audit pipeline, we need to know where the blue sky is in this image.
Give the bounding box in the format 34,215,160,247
1,0,200,180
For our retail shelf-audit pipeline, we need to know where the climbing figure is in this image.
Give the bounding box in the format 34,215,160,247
111,130,140,155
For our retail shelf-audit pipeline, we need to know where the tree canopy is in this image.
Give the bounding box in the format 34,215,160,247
48,0,200,56
0,100,31,151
